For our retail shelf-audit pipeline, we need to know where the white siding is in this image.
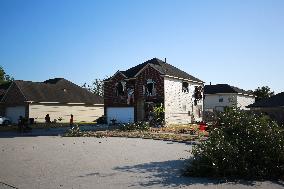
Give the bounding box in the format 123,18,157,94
204,94,237,111
204,94,255,111
237,95,255,110
164,77,203,125
29,104,104,123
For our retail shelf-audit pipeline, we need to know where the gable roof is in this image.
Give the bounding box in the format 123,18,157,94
5,78,103,104
204,84,253,96
0,82,12,100
248,92,284,108
107,58,204,83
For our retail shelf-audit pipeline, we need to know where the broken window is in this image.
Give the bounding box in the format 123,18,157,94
182,82,189,93
146,79,156,96
194,86,203,106
127,86,134,104
194,86,203,100
116,81,126,96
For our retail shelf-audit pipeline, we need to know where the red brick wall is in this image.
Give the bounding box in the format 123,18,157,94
104,73,133,107
104,65,165,121
135,65,164,102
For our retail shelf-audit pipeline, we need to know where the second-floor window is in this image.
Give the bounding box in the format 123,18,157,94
146,79,156,96
116,81,126,96
219,96,224,102
182,82,189,93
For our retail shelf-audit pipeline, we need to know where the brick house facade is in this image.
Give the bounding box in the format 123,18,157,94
104,58,204,125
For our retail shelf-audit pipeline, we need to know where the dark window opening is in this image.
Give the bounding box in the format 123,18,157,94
116,82,124,96
182,82,189,93
194,86,203,100
146,79,156,96
147,83,154,96
219,97,224,102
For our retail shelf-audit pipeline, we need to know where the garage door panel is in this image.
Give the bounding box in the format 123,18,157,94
6,106,26,124
107,107,134,124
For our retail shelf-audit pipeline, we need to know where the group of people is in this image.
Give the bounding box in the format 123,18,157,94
45,114,74,126
17,114,74,132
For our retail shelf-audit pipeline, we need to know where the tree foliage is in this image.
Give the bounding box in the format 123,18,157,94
185,107,284,180
0,66,14,84
82,78,104,97
253,86,274,102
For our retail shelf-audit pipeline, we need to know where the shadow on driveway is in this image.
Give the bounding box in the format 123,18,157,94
113,159,277,188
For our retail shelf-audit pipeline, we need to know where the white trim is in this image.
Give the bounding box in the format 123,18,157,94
24,101,34,103
67,103,86,105
93,104,104,106
134,63,164,78
163,75,204,84
39,102,60,104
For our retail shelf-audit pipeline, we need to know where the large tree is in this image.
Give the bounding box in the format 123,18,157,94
253,86,274,102
0,66,13,84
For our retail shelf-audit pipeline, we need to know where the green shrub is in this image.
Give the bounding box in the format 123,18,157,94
119,121,150,131
64,125,82,137
185,107,284,180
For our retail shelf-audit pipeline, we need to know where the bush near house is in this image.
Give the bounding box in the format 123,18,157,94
185,107,284,180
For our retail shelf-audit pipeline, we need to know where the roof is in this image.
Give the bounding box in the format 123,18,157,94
204,84,253,96
248,92,284,108
0,82,12,100
7,78,103,104
107,58,204,83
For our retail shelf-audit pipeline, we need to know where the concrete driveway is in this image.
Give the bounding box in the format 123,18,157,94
0,136,283,189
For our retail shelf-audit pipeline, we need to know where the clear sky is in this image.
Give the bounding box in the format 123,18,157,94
0,0,283,93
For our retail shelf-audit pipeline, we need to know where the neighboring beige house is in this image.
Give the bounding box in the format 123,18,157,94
204,84,255,112
1,78,104,124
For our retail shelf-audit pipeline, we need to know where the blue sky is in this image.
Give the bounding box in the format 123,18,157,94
0,0,283,93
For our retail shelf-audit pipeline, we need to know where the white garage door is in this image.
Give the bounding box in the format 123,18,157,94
6,106,26,124
107,107,134,124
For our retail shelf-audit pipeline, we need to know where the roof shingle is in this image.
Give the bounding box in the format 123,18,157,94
111,58,203,83
12,78,103,104
204,84,253,95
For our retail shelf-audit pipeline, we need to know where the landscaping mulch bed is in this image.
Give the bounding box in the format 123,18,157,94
64,128,209,143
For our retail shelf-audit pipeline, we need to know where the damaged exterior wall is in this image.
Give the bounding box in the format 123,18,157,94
164,77,203,125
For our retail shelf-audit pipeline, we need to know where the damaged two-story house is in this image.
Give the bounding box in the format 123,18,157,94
104,58,204,125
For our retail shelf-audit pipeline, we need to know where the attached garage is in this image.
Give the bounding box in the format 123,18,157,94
6,106,26,124
107,107,134,124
